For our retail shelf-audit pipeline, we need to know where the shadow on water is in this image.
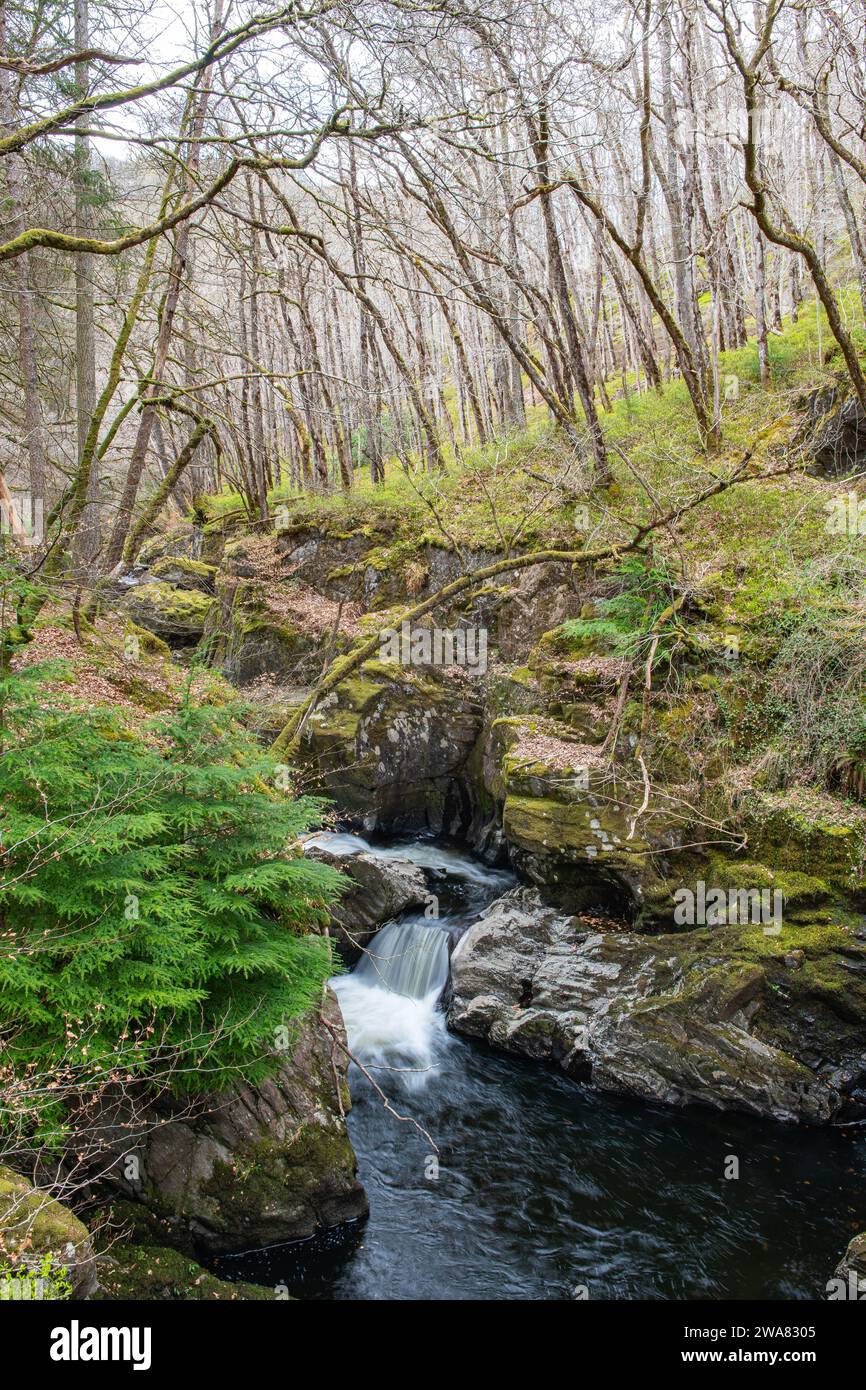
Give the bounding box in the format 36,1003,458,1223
217,833,866,1301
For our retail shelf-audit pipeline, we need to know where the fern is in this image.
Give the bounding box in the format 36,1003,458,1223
558,555,677,662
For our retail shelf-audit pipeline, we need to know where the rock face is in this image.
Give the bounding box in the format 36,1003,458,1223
491,560,582,659
98,990,367,1255
802,382,866,476
0,1164,97,1297
308,845,430,959
299,662,483,835
448,887,865,1123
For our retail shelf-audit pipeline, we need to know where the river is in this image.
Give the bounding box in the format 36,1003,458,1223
220,833,865,1300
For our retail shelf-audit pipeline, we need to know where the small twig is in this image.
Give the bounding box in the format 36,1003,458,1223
317,1010,439,1154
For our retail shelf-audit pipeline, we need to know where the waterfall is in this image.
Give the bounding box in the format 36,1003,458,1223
332,916,450,1089
316,829,512,1090
354,920,449,999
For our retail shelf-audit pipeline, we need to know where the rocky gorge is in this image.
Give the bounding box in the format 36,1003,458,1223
5,426,866,1302
119,498,866,1130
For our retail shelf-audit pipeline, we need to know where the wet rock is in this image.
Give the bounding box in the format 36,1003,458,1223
94,990,367,1255
308,846,430,960
448,887,856,1123
0,1164,97,1297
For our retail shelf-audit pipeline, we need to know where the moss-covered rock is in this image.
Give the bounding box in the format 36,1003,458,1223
91,990,367,1256
93,1244,272,1301
137,523,199,568
124,619,171,660
740,789,866,902
149,555,217,593
0,1165,96,1298
206,575,329,686
123,581,213,643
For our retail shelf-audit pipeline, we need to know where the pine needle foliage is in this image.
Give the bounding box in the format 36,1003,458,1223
0,659,344,1097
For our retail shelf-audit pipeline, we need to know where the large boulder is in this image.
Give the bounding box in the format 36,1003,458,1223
149,555,217,593
95,990,367,1255
308,845,430,959
490,722,686,922
0,1165,97,1298
449,886,866,1123
123,580,212,644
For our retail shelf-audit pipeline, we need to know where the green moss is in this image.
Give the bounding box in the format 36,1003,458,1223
93,1244,273,1301
107,672,174,711
201,1122,355,1226
150,555,217,590
126,582,213,627
124,620,171,659
0,1165,89,1269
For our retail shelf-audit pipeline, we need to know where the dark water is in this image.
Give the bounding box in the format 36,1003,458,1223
219,835,866,1301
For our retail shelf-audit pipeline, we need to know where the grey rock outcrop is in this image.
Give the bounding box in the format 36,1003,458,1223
449,887,845,1123
309,845,430,959
96,989,367,1255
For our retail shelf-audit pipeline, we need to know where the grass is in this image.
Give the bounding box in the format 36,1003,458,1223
194,286,866,599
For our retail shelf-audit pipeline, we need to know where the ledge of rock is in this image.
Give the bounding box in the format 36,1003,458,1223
97,988,367,1255
308,844,429,960
448,887,865,1124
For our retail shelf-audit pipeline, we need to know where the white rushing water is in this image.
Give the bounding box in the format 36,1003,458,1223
333,917,453,1089
310,830,509,1089
305,828,512,888
331,915,451,1090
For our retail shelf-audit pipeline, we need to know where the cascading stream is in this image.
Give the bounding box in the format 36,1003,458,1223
316,829,511,1088
353,919,450,998
220,832,866,1301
